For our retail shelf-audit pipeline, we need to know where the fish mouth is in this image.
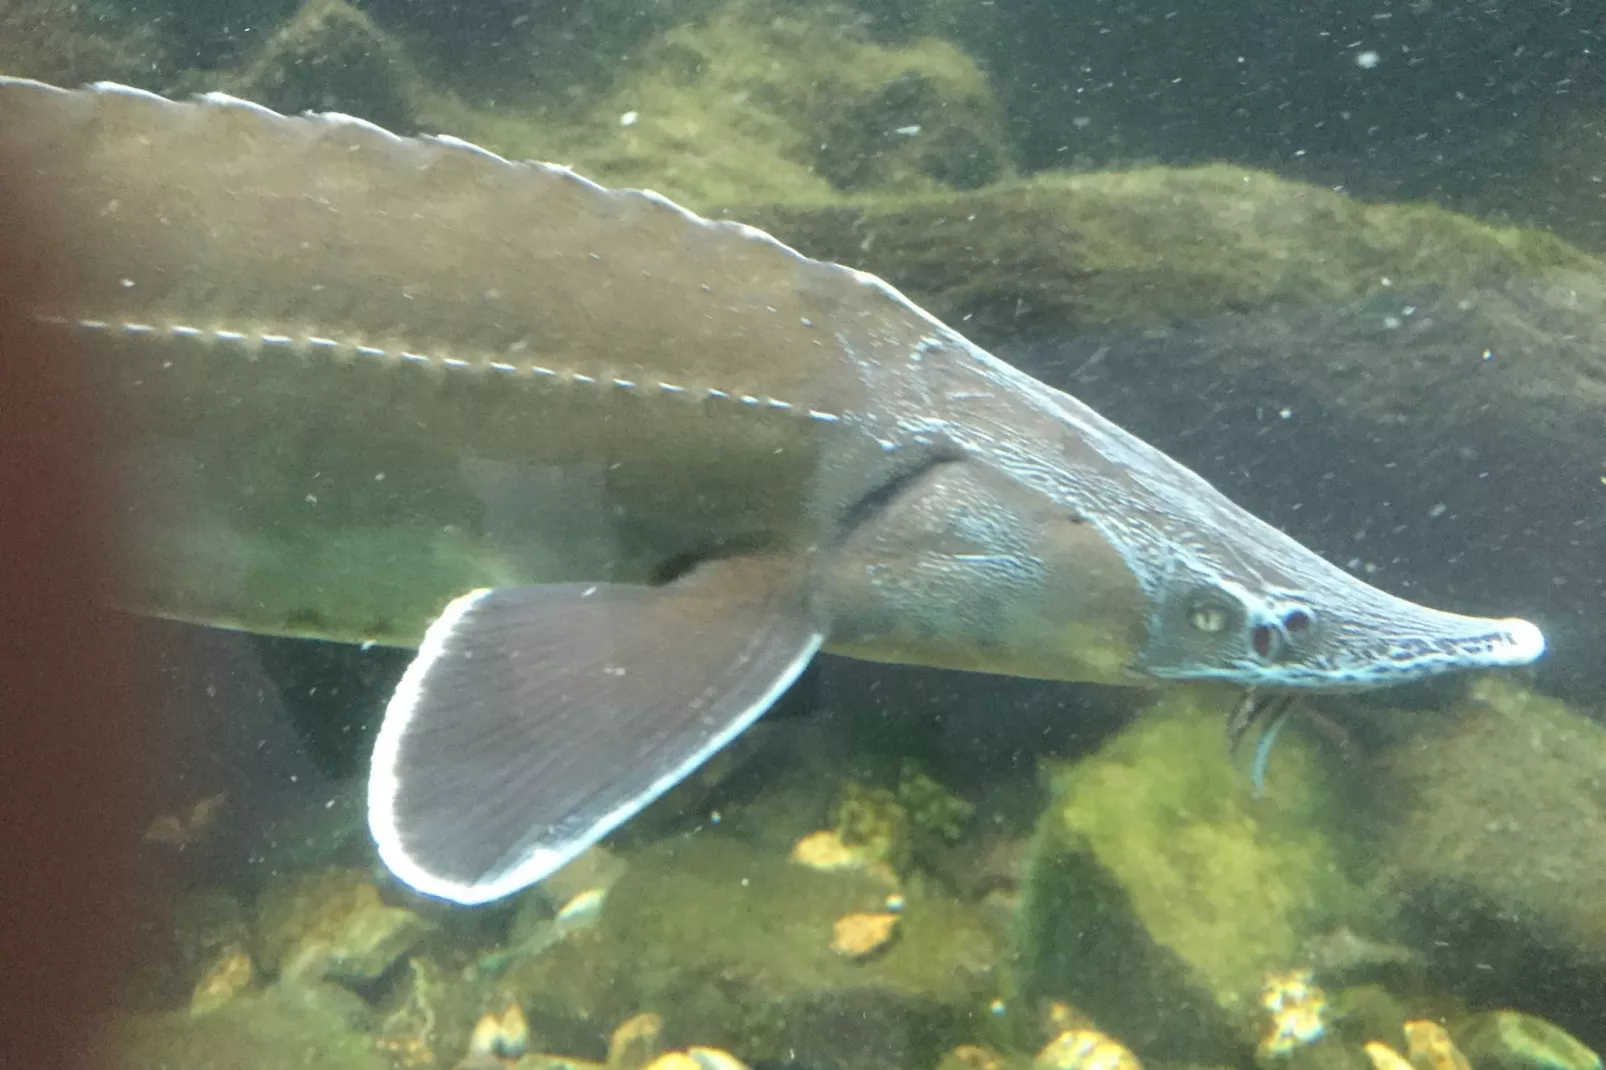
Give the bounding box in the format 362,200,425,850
1476,617,1547,664
1288,613,1546,691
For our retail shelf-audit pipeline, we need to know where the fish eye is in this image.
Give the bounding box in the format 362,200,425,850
1283,608,1314,635
1188,600,1232,633
1251,623,1281,660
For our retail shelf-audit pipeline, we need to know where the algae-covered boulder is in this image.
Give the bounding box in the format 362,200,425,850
1016,686,1382,1064
222,0,420,134
255,866,431,985
1383,678,1606,1051
97,987,390,1070
418,0,1014,208
0,0,173,88
499,836,1004,1070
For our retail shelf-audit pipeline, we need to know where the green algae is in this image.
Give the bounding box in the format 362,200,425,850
219,0,421,134
1016,686,1384,1063
736,167,1602,337
1384,678,1606,1003
499,836,1003,1070
99,988,390,1070
413,0,1013,209
0,0,173,88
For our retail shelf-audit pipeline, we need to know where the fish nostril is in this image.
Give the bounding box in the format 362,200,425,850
1283,608,1312,634
1251,623,1279,659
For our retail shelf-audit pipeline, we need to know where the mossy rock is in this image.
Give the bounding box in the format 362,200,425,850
499,836,1004,1070
415,0,1013,208
1383,678,1606,1051
0,0,174,88
97,987,389,1070
219,0,421,134
254,866,430,984
736,166,1596,337
1016,686,1383,1064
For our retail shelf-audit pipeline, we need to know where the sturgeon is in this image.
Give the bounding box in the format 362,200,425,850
0,77,1545,904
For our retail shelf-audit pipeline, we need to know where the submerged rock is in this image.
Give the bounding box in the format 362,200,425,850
189,943,257,1014
1015,686,1381,1064
99,987,390,1070
420,0,1014,208
225,0,419,134
0,0,172,95
256,867,431,985
499,836,1002,1070
1384,679,1606,1051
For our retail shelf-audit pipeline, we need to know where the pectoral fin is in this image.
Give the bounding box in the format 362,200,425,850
368,555,822,904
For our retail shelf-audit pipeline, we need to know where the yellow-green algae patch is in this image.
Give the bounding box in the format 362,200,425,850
1017,686,1383,1063
737,167,1602,336
499,836,1002,1069
1385,677,1606,975
415,0,1014,210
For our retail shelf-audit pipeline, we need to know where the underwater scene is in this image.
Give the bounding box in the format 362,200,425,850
3,1,1605,1069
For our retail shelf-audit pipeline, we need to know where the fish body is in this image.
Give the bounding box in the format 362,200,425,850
0,77,1545,903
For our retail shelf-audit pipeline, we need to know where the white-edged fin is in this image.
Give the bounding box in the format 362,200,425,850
367,555,823,905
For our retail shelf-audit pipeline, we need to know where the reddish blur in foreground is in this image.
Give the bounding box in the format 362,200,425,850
0,141,146,1070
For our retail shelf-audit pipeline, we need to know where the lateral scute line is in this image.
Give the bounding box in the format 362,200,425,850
37,313,848,424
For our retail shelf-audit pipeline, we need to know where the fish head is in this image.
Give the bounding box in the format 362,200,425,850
1124,505,1546,692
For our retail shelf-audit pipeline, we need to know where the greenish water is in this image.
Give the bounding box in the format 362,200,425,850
5,1,1605,1069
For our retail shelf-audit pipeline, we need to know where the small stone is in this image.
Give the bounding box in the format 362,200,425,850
189,943,255,1014
468,1002,530,1060
607,1012,665,1070
1035,1029,1142,1070
1405,1020,1472,1070
1042,1001,1098,1044
1456,1011,1602,1070
1366,1042,1417,1070
685,1048,748,1070
830,911,900,960
938,1044,1006,1070
1256,968,1328,1058
257,867,431,985
790,830,859,871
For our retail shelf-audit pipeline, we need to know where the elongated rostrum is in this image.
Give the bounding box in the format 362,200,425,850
0,77,1545,903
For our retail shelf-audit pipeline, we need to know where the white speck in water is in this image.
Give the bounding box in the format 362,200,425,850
619,110,639,127
1383,315,1402,329
1428,502,1447,518
1355,50,1381,69
304,493,318,504
1279,407,1293,419
894,124,921,136
1483,349,1494,360
120,277,135,287
373,472,385,481
1072,116,1091,129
